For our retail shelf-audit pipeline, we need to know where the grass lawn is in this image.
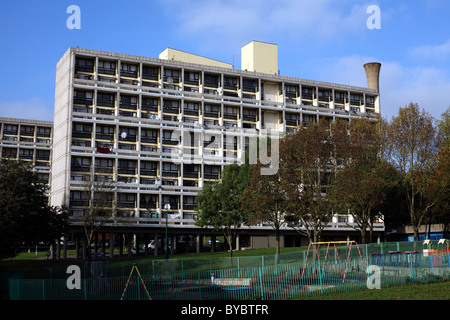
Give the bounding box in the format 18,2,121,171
297,280,450,300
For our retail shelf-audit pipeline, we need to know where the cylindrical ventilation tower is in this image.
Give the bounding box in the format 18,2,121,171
363,62,381,92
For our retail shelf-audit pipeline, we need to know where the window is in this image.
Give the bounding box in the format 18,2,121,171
97,92,115,107
96,125,114,140
224,77,238,90
95,158,114,173
118,193,136,207
18,149,33,159
141,129,158,143
140,194,157,208
184,71,199,85
4,125,17,134
302,87,314,100
184,102,199,116
142,65,159,80
37,127,51,137
70,191,89,207
204,74,219,87
243,79,257,92
73,90,93,105
75,57,94,73
98,60,116,75
120,63,138,78
285,85,298,97
183,196,196,210
142,97,158,111
164,69,180,82
36,150,50,161
204,165,220,179
119,127,137,141
162,163,178,177
335,92,346,104
71,157,91,172
204,104,219,118
120,95,138,108
118,160,137,175
140,161,157,176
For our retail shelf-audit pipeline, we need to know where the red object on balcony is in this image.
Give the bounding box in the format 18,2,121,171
97,147,111,154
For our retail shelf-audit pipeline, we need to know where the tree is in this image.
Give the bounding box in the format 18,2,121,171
78,173,115,260
244,161,287,256
387,103,440,240
195,164,252,262
0,160,68,260
430,107,450,237
329,117,399,243
280,119,344,244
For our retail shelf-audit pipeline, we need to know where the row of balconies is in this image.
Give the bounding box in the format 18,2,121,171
71,159,220,178
69,190,197,213
0,124,52,144
0,147,51,165
74,56,378,111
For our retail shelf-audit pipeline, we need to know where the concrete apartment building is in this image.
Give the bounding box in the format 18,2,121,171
45,41,385,256
0,117,53,200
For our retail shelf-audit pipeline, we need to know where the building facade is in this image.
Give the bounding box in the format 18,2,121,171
48,41,383,254
0,117,53,201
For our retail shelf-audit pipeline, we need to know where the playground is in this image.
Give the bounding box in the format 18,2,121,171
6,240,450,300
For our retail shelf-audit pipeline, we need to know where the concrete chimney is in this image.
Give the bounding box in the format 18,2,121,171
363,62,381,92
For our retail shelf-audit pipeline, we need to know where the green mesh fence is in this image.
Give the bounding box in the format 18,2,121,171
6,241,450,300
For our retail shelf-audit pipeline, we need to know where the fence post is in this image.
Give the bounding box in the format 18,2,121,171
258,266,264,300
318,261,324,295
409,253,415,284
42,280,45,300
198,272,202,300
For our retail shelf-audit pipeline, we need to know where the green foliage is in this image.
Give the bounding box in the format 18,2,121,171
195,164,252,257
0,160,68,260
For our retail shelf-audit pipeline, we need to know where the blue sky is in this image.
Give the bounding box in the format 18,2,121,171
0,0,449,122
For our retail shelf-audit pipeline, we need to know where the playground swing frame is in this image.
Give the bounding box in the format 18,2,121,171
301,241,364,283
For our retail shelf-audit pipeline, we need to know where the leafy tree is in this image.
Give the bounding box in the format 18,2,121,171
244,161,287,256
280,119,345,244
387,103,440,240
329,117,399,243
195,164,252,262
430,107,450,237
0,160,68,259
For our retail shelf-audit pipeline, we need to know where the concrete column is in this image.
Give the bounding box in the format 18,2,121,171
135,234,140,256
154,234,159,256
127,234,132,257
82,237,87,260
110,233,115,259
63,234,68,260
101,233,106,254
170,235,175,254
196,234,201,253
75,234,80,260
185,235,190,253
144,234,149,256
236,234,240,251
211,235,216,252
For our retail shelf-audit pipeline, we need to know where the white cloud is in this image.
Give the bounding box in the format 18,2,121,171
0,98,54,122
409,39,450,60
313,55,449,121
161,0,372,48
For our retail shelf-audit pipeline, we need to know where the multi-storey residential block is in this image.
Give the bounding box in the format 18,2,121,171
0,117,53,201
50,41,383,257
